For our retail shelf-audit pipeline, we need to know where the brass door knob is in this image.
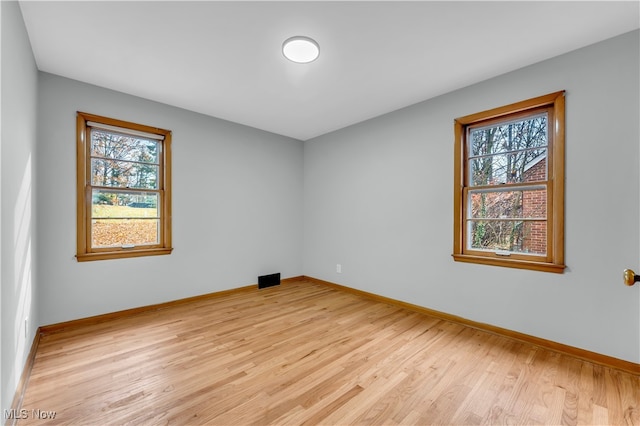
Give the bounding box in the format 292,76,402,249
623,269,639,286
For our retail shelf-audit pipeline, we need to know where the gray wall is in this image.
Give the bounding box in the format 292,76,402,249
304,30,640,363
1,1,39,415
36,73,304,326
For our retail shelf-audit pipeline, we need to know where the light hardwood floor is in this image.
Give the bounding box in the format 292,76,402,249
16,279,640,425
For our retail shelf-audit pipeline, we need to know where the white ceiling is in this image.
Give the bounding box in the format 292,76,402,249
19,1,640,141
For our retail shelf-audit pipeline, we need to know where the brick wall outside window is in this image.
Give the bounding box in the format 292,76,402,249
522,157,546,254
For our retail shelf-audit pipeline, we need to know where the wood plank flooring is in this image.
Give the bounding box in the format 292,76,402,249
16,279,640,425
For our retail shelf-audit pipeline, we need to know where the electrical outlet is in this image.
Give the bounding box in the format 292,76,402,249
336,264,342,273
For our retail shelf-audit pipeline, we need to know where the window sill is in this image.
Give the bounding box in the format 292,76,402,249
452,254,565,273
76,247,173,262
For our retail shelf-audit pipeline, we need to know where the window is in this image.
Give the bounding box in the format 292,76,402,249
76,112,172,261
453,91,565,273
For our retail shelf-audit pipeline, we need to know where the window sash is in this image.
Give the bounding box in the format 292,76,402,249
85,182,166,253
463,183,549,258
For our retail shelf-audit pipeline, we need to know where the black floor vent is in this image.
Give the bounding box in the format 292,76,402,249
258,273,281,289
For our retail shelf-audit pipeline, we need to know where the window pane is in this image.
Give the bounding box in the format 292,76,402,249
91,189,159,247
92,190,158,218
469,114,547,157
91,129,159,163
469,188,547,219
92,218,159,248
91,158,158,189
468,220,547,255
470,149,546,186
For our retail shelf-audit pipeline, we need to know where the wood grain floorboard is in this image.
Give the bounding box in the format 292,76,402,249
16,278,640,425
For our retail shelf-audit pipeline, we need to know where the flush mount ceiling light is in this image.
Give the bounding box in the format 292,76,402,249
282,36,320,63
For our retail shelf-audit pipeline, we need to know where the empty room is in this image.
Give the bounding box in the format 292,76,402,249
1,1,639,424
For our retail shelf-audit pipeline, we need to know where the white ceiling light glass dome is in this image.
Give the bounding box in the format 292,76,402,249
282,36,320,63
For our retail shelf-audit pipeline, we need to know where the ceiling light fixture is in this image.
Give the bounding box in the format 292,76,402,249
282,36,320,64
